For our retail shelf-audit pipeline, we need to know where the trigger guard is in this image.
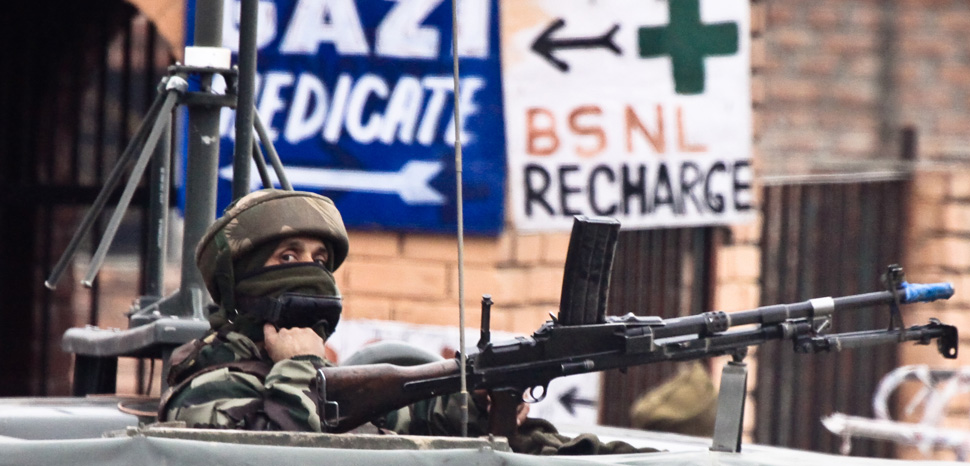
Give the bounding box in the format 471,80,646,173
526,385,548,403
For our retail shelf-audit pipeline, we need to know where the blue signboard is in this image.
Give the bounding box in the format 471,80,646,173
185,0,506,235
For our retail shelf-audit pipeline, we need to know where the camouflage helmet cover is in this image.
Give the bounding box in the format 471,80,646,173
195,189,349,302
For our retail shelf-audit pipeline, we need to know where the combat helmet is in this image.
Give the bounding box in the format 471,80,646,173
196,189,349,306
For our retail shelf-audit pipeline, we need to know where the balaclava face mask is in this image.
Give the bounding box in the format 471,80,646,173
207,240,341,342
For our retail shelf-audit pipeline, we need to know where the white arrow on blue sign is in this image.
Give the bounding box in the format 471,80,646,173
220,160,446,205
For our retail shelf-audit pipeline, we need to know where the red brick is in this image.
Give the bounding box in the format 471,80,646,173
823,33,876,55
750,37,767,71
897,7,924,30
402,234,512,266
948,171,970,199
730,213,763,245
751,110,763,141
750,2,767,35
774,131,823,152
940,237,970,271
491,306,555,335
939,12,970,33
392,300,477,328
765,3,794,24
717,245,762,283
448,265,531,307
333,265,350,288
528,266,565,304
341,295,393,321
343,258,448,299
941,63,970,85
904,238,943,272
714,282,761,312
937,114,970,135
400,234,457,263
466,235,514,265
541,233,571,264
767,78,820,102
895,65,922,87
835,131,877,155
773,29,814,51
848,6,879,29
912,171,950,203
796,55,838,77
347,231,399,257
900,36,949,58
847,56,879,79
807,8,840,29
832,82,878,107
751,75,766,106
898,446,957,462
514,233,543,265
949,275,970,306
448,266,525,306
943,204,970,234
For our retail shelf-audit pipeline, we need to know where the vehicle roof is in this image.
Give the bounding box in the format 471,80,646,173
0,397,961,465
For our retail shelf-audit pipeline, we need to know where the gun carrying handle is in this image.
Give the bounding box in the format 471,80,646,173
487,387,523,439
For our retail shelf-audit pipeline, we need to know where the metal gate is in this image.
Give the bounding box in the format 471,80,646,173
755,178,908,457
0,0,172,396
600,227,716,427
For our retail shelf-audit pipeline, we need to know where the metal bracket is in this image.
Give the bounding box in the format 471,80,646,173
711,357,749,453
315,369,341,430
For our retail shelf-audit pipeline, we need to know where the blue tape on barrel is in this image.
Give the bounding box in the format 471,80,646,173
901,282,955,303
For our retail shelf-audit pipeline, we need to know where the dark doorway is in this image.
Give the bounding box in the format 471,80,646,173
755,180,907,457
0,0,173,396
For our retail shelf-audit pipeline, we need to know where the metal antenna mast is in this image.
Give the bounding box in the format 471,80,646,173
449,0,470,438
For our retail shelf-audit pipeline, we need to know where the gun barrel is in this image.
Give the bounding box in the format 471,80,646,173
652,284,953,340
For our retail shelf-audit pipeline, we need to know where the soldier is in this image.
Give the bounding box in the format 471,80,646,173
159,189,348,430
158,188,654,454
158,188,489,434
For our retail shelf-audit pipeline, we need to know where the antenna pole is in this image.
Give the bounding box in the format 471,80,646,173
449,0,469,438
232,0,258,199
180,0,225,315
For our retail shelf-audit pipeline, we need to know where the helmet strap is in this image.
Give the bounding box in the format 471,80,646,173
212,231,237,316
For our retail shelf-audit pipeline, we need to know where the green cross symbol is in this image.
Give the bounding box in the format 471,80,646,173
638,0,739,95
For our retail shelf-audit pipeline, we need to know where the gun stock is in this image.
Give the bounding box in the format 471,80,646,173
316,359,460,433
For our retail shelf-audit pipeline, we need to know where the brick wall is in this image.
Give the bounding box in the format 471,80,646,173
337,230,571,336
759,0,970,175
759,0,889,174
898,167,970,461
895,1,970,158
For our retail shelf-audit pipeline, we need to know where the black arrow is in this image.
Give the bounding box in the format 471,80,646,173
531,18,622,72
558,386,597,415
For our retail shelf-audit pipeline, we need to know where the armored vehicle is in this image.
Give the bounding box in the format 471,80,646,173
0,1,962,465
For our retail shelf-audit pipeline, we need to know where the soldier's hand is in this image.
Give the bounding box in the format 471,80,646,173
479,389,531,426
263,323,328,362
516,400,530,426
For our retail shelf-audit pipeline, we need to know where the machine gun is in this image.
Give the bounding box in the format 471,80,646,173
312,217,958,451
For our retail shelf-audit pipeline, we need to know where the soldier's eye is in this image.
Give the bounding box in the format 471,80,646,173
280,252,297,262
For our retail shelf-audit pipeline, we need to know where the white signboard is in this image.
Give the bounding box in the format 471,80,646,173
327,319,600,426
504,0,753,231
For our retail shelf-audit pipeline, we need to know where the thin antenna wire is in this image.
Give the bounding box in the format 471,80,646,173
449,0,469,438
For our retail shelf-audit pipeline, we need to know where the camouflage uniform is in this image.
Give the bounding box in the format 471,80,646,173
158,189,347,430
160,329,333,430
